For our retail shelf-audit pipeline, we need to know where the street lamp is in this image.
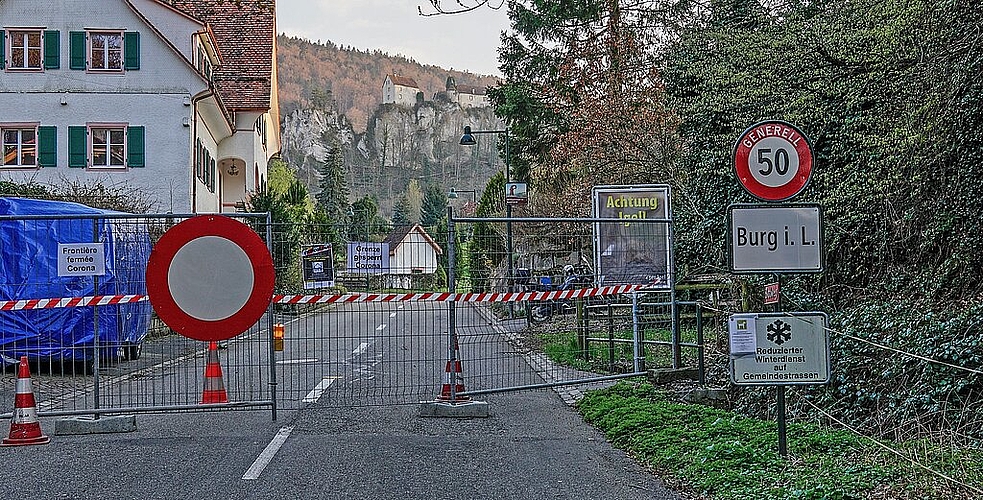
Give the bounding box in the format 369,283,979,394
459,125,514,305
447,187,477,204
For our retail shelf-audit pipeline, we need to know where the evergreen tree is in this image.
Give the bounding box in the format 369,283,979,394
467,172,506,292
391,194,412,226
309,147,350,250
420,184,447,228
315,147,350,224
348,195,387,241
249,158,306,292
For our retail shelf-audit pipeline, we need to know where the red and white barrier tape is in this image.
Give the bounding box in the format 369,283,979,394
0,284,643,312
273,284,643,305
0,295,148,311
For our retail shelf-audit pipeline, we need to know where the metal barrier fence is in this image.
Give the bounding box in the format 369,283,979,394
0,212,274,419
265,212,699,408
583,299,706,382
271,300,448,409
441,213,704,397
1,209,705,419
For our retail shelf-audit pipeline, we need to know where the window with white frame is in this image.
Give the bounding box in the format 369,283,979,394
7,29,43,70
89,31,123,71
2,126,37,167
67,124,142,169
196,43,212,80
90,126,126,168
195,139,216,192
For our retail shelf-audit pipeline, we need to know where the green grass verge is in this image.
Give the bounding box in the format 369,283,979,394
578,382,982,499
538,326,701,373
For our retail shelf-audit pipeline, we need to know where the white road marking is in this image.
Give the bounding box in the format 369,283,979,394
352,342,371,356
375,324,387,331
276,358,318,365
302,377,339,403
398,305,404,309
389,312,397,318
242,426,293,480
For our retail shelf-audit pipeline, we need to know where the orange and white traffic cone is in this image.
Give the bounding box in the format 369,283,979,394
2,356,50,446
438,335,470,403
437,359,469,402
200,341,229,404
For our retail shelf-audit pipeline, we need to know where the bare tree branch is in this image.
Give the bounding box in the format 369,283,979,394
418,0,506,17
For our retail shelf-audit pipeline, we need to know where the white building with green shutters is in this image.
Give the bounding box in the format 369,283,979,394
0,0,279,213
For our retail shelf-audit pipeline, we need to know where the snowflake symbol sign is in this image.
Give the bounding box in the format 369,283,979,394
767,320,792,345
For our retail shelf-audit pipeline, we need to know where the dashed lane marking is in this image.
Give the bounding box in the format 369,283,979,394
276,358,318,365
352,342,371,356
242,426,293,480
302,376,340,404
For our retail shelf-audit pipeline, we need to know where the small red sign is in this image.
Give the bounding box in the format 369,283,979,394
734,120,813,202
764,282,780,305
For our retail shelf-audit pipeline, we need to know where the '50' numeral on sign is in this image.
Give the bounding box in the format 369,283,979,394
756,148,791,176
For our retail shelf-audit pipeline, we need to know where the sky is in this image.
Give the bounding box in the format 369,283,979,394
276,0,511,76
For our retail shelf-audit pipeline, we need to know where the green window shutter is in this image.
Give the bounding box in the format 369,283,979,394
127,126,145,167
38,126,57,167
124,32,140,70
1,31,5,70
69,31,86,70
44,30,60,69
68,126,87,167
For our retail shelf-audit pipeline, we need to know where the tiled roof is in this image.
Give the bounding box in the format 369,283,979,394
388,75,420,89
384,224,443,255
455,85,487,95
383,225,415,250
162,0,275,110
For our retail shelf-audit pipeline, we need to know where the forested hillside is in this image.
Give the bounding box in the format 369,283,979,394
277,35,499,131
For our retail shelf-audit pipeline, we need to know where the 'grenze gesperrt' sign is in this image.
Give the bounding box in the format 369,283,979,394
58,243,106,277
729,204,823,273
729,312,830,386
346,242,390,275
592,185,671,289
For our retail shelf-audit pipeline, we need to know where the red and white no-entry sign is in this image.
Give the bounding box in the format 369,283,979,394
146,215,275,342
734,120,813,202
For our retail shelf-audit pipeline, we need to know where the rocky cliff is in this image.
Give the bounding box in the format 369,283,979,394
280,98,505,217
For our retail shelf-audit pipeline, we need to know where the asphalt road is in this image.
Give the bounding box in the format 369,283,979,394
0,302,681,499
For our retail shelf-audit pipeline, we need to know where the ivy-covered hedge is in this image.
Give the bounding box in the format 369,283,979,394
491,0,983,438
826,297,983,440
663,2,983,437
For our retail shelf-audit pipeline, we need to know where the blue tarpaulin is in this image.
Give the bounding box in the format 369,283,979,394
0,198,152,363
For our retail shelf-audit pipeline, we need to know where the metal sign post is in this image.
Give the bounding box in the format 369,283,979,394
774,275,785,456
730,119,824,458
728,312,830,456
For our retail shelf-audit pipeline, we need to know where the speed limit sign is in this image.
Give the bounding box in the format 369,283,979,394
734,120,813,201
